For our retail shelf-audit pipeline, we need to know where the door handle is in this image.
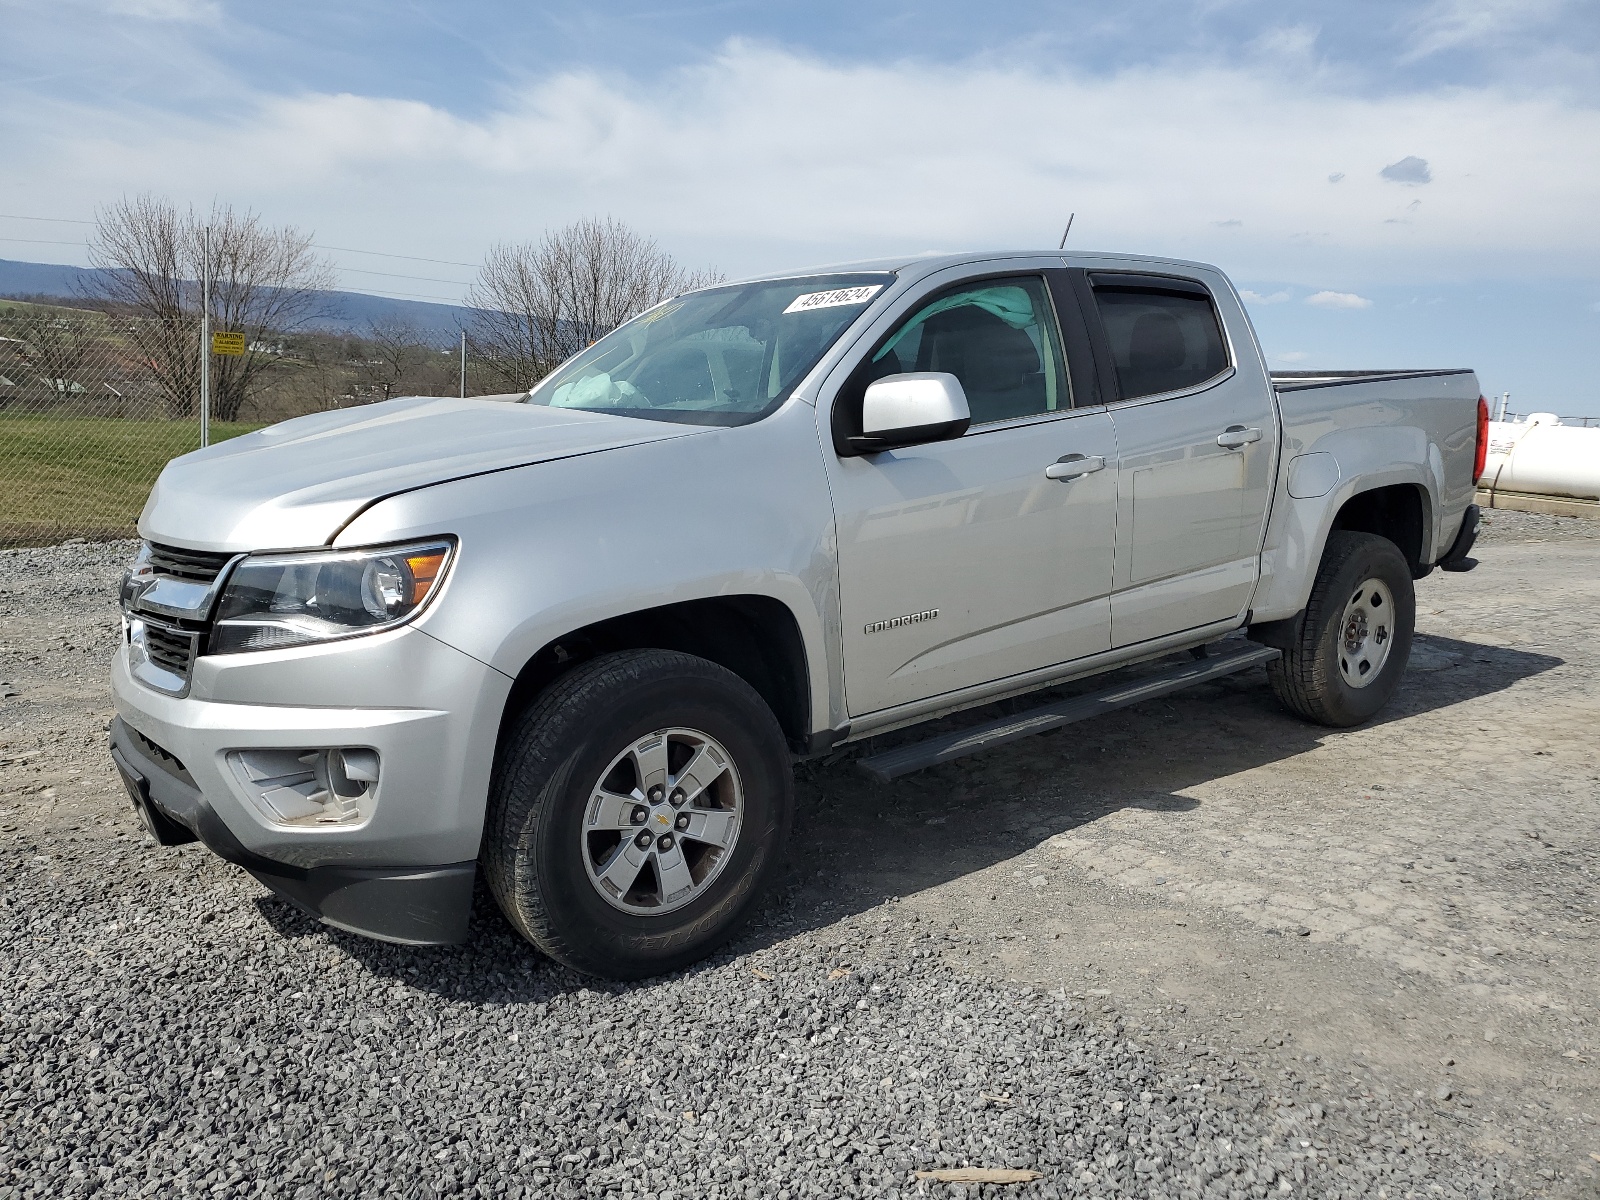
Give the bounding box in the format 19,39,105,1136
1044,454,1106,481
1216,426,1262,449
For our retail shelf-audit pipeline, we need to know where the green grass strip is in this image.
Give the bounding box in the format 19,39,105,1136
0,414,261,548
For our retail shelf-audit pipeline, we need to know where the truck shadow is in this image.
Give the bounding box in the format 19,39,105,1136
739,631,1562,948
253,884,609,1002
280,632,1558,1001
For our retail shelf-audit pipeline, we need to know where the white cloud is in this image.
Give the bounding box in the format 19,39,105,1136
1275,351,1310,363
1239,289,1292,304
1405,0,1570,58
1248,25,1322,62
6,40,1600,284
1306,290,1374,309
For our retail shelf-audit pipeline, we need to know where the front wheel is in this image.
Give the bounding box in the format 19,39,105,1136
483,650,793,979
1265,531,1415,727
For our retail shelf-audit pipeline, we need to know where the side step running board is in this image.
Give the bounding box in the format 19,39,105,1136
855,642,1281,782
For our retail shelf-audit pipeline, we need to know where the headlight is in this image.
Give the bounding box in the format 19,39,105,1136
209,539,454,655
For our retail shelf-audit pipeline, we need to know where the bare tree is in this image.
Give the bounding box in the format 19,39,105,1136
88,195,333,420
465,217,721,391
352,318,443,403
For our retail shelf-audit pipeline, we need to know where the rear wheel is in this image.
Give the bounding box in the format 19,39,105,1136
1266,531,1415,727
483,649,792,979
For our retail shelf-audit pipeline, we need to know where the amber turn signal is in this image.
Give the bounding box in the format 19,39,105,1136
405,551,448,606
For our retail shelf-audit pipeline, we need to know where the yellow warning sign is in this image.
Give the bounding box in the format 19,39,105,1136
211,331,246,356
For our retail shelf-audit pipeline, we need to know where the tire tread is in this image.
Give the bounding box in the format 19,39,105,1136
483,648,789,977
1266,531,1412,726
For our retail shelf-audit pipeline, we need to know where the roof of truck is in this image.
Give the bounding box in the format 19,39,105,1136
724,249,1223,287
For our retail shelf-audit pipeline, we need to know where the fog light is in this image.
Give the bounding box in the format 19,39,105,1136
228,747,380,827
337,748,379,784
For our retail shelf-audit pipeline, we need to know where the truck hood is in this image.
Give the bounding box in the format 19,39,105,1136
139,396,702,552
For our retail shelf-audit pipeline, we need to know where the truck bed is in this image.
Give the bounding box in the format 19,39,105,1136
1251,366,1482,621
1272,369,1475,392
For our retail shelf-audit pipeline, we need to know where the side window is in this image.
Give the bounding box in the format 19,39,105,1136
864,276,1070,425
1090,279,1229,401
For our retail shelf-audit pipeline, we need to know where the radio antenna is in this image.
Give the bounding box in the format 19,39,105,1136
1057,213,1075,249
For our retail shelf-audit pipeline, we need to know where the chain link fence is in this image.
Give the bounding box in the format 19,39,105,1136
1,308,214,548
0,303,497,549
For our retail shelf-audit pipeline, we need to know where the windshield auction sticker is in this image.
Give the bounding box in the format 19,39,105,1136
782,284,884,314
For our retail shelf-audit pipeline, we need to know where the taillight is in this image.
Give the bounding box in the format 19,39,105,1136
1473,394,1490,483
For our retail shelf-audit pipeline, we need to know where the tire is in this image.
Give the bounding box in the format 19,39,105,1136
1265,531,1415,727
483,649,793,979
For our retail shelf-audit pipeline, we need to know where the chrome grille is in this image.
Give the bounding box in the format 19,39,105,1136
141,621,199,677
146,542,234,584
124,542,235,695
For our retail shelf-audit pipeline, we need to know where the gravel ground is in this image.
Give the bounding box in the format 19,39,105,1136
2,515,1597,1198
2,875,1509,1200
1476,509,1600,543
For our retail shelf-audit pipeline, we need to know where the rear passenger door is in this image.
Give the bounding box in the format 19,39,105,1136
1071,269,1277,648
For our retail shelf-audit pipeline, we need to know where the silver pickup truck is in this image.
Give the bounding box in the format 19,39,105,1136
109,250,1488,977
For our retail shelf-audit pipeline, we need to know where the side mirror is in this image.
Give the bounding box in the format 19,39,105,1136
848,372,971,454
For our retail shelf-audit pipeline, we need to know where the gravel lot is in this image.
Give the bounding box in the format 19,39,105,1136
2,512,1597,1198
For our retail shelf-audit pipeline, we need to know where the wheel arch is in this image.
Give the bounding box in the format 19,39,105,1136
1252,465,1439,624
1328,481,1434,578
496,595,814,759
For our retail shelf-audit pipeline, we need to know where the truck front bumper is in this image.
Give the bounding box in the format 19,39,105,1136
107,626,513,945
110,716,475,943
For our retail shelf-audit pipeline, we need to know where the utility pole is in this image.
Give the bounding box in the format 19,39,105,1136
199,224,211,448
459,330,467,399
1497,391,1510,422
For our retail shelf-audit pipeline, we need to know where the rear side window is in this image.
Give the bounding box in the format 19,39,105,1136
1090,276,1229,400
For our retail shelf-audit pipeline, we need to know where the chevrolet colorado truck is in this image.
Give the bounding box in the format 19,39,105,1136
109,250,1488,978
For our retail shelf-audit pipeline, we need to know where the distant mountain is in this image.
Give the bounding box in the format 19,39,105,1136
0,258,101,298
0,257,473,346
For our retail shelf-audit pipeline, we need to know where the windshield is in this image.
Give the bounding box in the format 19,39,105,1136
524,273,894,425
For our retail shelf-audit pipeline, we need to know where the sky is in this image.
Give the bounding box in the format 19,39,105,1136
2,0,1598,414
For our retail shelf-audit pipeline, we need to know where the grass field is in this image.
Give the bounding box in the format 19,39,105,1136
0,414,261,548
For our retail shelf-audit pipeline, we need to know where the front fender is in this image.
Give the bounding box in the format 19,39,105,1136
335,402,841,738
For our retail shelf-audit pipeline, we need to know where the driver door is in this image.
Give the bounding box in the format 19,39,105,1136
821,270,1120,717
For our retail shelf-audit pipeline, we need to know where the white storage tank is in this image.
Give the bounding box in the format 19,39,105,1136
1479,413,1600,501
